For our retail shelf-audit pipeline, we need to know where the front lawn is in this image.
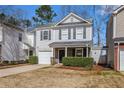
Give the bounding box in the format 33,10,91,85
0,65,124,88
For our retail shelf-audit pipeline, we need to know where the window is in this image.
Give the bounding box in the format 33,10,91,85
19,33,22,41
68,28,71,39
83,27,86,39
43,31,48,40
73,28,76,39
76,48,82,57
40,30,51,40
59,29,61,40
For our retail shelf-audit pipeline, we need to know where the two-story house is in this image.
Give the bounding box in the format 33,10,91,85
0,22,33,62
107,5,124,71
34,13,93,64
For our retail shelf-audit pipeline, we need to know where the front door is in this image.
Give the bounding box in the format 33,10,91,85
59,50,65,63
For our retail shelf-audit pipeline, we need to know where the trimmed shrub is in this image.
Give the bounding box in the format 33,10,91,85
10,61,17,65
29,56,38,64
62,57,93,69
2,61,9,64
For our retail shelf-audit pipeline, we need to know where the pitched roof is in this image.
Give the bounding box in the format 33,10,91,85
55,12,92,26
32,12,92,32
113,5,124,15
49,41,92,48
0,22,24,32
114,37,124,41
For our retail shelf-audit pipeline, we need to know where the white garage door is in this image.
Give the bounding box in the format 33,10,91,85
38,52,52,64
120,50,124,71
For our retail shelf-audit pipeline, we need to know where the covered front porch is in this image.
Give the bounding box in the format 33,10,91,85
49,41,92,63
53,47,91,63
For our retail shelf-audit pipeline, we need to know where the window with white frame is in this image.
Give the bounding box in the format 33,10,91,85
40,30,51,40
43,31,48,40
76,48,82,57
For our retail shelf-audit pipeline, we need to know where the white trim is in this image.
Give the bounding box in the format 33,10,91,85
113,16,116,38
119,48,124,71
113,5,124,14
65,47,67,57
75,48,83,57
40,30,51,41
55,12,91,26
117,42,120,71
36,23,91,30
86,47,88,57
115,41,124,43
82,47,84,57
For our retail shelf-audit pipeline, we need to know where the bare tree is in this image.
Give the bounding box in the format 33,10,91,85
61,5,91,19
0,6,32,29
92,5,119,46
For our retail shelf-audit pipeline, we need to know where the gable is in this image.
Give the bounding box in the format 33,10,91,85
56,13,91,26
61,15,82,24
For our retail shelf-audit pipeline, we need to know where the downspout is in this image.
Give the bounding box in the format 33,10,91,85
117,42,120,71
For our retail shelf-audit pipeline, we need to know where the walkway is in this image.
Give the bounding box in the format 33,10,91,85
0,64,50,77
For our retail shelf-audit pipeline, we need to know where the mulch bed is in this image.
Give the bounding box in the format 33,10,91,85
0,63,30,69
57,65,112,71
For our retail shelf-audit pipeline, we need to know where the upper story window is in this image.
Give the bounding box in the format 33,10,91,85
19,33,22,41
83,27,86,39
73,27,76,39
59,29,61,40
40,30,51,40
68,28,71,39
43,31,48,40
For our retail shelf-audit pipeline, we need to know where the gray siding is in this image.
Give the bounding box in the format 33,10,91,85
106,17,114,66
116,10,124,37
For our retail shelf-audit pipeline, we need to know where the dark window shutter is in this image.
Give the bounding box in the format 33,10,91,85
68,28,71,39
73,27,76,39
19,33,22,41
49,30,51,40
59,29,61,40
83,27,86,39
40,31,43,40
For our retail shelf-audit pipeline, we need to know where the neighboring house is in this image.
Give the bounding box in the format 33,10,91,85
23,31,34,57
107,6,124,71
34,12,93,64
0,22,32,62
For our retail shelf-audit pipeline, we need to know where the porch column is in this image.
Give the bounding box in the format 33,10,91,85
53,48,55,57
86,46,89,57
82,48,84,57
27,48,30,59
65,47,67,57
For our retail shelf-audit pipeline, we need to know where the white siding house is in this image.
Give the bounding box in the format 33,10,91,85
34,12,93,64
0,23,32,61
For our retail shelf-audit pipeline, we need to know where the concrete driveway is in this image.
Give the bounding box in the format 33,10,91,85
0,64,50,77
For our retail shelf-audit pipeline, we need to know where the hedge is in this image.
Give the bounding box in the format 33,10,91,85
29,56,38,64
62,57,93,68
